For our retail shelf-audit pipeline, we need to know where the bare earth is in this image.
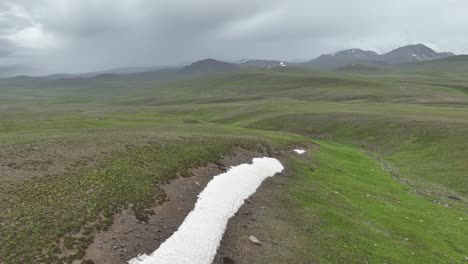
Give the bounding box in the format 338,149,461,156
78,149,270,264
214,150,313,264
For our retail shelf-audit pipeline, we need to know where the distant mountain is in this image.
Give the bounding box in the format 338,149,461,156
390,54,468,74
42,66,172,80
181,59,238,74
438,52,456,57
437,54,468,62
301,49,381,70
236,59,288,69
301,44,455,70
101,66,168,75
380,44,453,64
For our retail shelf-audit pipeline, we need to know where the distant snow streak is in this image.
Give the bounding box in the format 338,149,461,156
129,157,284,264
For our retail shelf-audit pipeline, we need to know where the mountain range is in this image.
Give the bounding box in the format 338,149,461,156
300,44,455,70
179,43,458,74
0,44,461,79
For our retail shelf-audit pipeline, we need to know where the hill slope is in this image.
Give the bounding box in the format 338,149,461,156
302,49,381,70
380,43,453,64
392,54,468,75
180,59,238,74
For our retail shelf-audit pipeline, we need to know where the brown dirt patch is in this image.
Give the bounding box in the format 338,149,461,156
213,150,313,264
77,149,268,264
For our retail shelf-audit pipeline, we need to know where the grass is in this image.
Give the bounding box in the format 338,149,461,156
247,112,468,205
0,136,302,263
1,66,468,263
256,141,467,263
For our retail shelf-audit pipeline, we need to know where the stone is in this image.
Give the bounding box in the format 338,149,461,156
448,195,461,201
222,257,236,264
249,235,262,245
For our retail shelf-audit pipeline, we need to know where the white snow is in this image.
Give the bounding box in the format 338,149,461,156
293,149,306,154
129,157,284,264
412,54,422,61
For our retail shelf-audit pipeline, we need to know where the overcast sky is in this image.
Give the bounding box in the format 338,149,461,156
1,0,467,76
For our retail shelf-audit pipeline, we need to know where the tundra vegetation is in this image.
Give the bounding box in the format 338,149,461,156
0,64,467,263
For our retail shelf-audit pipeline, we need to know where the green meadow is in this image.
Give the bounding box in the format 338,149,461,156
1,67,467,263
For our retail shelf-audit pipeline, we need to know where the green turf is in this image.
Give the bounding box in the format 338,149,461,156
274,141,467,263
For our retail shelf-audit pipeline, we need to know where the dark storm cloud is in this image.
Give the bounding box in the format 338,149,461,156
1,0,468,75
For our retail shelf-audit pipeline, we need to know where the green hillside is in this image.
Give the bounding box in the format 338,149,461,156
1,66,467,263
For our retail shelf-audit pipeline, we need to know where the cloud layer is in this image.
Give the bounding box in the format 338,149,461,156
1,0,468,75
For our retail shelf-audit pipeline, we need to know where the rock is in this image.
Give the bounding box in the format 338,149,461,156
448,195,462,201
81,260,95,264
249,235,262,246
222,257,236,264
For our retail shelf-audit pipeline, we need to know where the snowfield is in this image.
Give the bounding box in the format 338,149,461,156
129,157,284,264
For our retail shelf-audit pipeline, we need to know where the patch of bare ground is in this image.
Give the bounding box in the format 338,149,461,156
0,132,188,191
0,134,148,188
77,149,274,264
213,150,312,264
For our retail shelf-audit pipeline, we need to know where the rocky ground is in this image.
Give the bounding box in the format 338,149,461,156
77,149,272,264
213,153,301,264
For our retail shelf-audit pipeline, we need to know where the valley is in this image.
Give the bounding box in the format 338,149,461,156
1,45,468,264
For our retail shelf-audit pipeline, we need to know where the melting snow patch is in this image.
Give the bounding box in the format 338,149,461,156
294,149,306,154
412,54,422,61
129,157,284,264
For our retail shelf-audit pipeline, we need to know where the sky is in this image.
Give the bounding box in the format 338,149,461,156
1,0,467,76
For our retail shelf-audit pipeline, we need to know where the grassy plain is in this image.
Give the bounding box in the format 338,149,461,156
1,66,467,263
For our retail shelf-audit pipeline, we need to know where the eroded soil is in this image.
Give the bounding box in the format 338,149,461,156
78,149,269,264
